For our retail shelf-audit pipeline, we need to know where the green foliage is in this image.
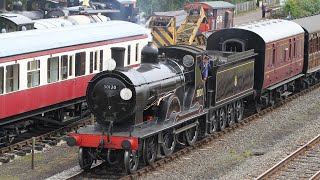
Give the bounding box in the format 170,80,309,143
283,0,320,18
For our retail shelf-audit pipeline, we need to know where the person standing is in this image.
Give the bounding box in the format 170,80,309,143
262,2,266,18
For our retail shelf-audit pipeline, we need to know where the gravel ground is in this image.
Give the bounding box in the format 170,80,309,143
0,141,79,180
139,88,320,180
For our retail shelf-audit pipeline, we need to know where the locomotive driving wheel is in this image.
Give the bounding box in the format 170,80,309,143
226,104,235,127
218,107,227,131
209,110,218,133
160,129,176,156
185,124,198,146
235,100,243,122
79,147,94,171
143,136,157,165
124,150,139,174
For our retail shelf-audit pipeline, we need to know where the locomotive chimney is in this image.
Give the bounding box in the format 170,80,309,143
111,47,125,68
0,0,6,12
141,42,159,64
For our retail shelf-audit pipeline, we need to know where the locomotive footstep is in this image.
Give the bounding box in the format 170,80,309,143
0,156,10,163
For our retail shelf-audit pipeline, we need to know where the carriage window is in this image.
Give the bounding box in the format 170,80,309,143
100,50,103,71
135,43,139,62
69,56,73,76
0,67,3,94
272,48,276,64
289,39,292,59
48,57,59,83
6,64,19,93
90,52,94,73
266,49,270,65
293,38,296,58
127,45,131,65
95,51,98,71
284,48,288,62
279,45,283,62
301,39,304,55
61,55,68,80
27,60,40,88
316,37,319,51
309,39,313,53
75,52,86,76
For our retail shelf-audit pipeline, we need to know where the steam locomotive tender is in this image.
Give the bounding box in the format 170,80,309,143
67,43,256,173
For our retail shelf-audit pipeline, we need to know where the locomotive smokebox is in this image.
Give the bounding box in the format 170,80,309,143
111,47,125,68
141,42,159,64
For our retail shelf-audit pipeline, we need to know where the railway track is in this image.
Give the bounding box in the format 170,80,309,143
256,134,320,180
0,116,94,163
66,83,320,180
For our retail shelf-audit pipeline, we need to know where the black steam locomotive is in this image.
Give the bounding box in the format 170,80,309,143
67,42,256,173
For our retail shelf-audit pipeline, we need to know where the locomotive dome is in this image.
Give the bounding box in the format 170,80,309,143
141,42,159,63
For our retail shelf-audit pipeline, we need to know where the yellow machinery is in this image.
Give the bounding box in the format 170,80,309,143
147,6,207,48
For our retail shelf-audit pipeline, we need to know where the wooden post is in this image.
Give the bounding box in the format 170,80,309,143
31,137,35,170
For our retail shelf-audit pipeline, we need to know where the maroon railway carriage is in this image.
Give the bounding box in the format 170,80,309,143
207,19,305,108
293,14,320,84
0,21,149,145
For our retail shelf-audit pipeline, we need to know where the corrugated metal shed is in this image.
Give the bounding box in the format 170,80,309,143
0,13,34,25
34,19,74,29
153,10,188,27
234,19,304,43
201,1,235,9
292,14,320,34
0,21,150,59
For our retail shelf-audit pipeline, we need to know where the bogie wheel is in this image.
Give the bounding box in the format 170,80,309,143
235,100,244,122
79,147,94,171
143,136,157,165
124,150,139,174
218,107,227,131
209,110,218,133
226,104,235,127
160,130,176,156
185,124,198,146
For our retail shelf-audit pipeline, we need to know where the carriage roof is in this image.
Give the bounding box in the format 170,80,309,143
292,14,320,34
0,21,150,59
233,19,304,43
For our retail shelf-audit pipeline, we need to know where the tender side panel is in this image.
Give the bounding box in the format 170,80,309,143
215,60,254,104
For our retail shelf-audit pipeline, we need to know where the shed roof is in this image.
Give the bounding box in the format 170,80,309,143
33,18,74,29
292,14,320,34
185,1,235,9
234,19,304,43
153,10,188,27
0,13,34,25
0,21,150,59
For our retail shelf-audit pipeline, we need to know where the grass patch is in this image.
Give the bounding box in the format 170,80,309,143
224,150,254,164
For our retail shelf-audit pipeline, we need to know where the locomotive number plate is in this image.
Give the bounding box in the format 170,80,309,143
104,84,118,90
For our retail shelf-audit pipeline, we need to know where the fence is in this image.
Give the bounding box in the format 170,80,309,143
235,0,280,14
